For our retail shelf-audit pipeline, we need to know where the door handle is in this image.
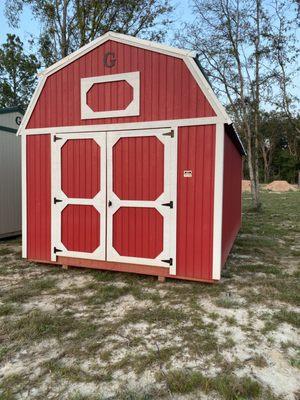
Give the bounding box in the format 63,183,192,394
108,200,112,207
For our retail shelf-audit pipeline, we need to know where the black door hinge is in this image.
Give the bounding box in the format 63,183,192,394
54,135,62,142
54,247,62,254
161,201,173,209
161,258,173,266
54,197,63,204
162,130,174,138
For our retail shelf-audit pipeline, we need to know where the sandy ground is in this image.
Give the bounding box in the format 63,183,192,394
0,191,299,400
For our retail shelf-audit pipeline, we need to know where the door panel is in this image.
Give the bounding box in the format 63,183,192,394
113,136,164,200
107,129,177,274
113,207,163,258
51,133,106,261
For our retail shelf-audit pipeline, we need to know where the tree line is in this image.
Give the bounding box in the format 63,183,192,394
0,0,299,210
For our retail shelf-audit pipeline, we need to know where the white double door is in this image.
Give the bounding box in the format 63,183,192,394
51,128,177,274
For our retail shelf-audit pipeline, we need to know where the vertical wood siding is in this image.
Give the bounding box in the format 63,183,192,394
87,80,132,112
27,134,51,260
176,125,215,281
61,204,100,252
113,136,164,200
61,139,100,198
27,40,215,129
113,207,163,258
221,131,242,266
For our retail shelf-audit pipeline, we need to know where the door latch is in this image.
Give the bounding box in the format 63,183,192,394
108,200,112,207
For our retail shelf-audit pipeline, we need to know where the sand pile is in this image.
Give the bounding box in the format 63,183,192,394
242,180,251,192
265,180,297,192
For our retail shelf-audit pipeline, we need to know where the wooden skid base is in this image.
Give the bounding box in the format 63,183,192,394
27,257,216,284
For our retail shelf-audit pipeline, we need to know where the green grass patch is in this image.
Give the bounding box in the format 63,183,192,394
43,359,111,383
158,369,265,399
2,277,58,303
273,309,300,328
0,247,14,256
122,305,187,326
0,303,19,316
0,309,81,343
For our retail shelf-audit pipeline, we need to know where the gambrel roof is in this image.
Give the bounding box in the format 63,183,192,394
17,31,245,155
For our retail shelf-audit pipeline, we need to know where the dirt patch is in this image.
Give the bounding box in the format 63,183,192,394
242,180,251,192
265,180,297,192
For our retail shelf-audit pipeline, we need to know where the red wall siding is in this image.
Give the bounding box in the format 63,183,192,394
27,40,215,129
176,125,215,281
221,131,243,266
27,135,51,260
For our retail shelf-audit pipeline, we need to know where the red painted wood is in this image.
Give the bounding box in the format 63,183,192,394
113,136,164,200
55,256,215,282
61,139,100,198
87,80,132,112
176,125,215,280
113,207,163,258
61,205,100,252
27,40,216,129
27,134,51,261
221,130,242,266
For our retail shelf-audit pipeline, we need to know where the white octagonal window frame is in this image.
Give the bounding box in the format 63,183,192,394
81,71,140,119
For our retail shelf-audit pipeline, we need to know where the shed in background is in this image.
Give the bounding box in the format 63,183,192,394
0,106,23,238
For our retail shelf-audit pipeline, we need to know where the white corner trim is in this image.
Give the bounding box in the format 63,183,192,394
81,71,140,119
212,123,224,280
21,133,27,258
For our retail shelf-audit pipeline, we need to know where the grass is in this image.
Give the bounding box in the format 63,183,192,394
1,277,58,303
0,247,14,256
43,359,112,383
273,309,300,328
122,305,187,325
0,191,299,399
1,309,80,343
158,369,269,399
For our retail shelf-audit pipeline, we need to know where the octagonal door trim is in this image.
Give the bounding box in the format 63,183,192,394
106,128,178,275
51,132,106,261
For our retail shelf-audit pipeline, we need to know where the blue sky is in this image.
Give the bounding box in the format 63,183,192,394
0,1,299,101
0,0,195,47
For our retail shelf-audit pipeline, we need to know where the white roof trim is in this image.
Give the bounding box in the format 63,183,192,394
18,32,230,135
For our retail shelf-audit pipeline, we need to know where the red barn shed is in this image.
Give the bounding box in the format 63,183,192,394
18,32,245,282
